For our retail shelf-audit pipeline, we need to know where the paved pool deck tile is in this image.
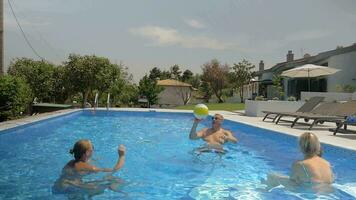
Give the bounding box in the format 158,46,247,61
1,108,355,151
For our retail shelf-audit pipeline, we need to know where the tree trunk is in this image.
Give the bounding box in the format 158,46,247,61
213,89,224,103
81,92,85,108
239,88,244,103
82,90,90,108
217,93,224,103
182,91,191,105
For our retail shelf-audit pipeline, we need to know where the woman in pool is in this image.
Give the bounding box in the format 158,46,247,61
53,139,126,196
264,132,333,191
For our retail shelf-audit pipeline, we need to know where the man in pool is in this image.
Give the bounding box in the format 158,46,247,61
189,113,238,153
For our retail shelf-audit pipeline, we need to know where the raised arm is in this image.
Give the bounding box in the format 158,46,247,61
112,145,125,172
83,145,126,173
189,118,206,140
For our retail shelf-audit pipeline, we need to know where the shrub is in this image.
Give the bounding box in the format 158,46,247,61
254,95,265,101
8,58,55,102
336,84,356,93
288,96,297,101
0,75,32,121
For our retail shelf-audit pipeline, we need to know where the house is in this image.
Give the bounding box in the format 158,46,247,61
254,43,356,100
157,79,197,106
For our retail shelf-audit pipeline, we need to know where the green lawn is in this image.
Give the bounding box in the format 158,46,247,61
174,103,245,112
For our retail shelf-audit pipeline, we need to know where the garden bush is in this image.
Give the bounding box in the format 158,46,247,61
0,75,32,121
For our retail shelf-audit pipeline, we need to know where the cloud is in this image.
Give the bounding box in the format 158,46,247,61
184,19,205,29
5,1,52,29
129,26,234,50
5,17,51,29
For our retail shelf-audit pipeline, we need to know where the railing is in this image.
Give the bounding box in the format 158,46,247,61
94,93,99,110
107,93,110,110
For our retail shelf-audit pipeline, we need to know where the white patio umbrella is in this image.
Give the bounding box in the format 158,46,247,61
281,64,340,91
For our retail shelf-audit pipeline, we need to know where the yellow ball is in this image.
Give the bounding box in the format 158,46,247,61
194,104,209,119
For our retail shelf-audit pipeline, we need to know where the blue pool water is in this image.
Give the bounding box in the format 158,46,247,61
0,110,356,200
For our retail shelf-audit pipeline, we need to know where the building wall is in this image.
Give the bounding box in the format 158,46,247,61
157,86,192,106
327,51,356,92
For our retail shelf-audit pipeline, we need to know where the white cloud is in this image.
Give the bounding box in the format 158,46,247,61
5,17,51,29
5,1,52,29
129,26,234,50
184,19,205,29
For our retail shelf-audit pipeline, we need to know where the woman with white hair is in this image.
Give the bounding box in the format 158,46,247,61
264,132,334,190
291,132,333,184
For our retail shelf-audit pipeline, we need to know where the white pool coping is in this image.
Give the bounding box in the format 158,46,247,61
1,108,355,151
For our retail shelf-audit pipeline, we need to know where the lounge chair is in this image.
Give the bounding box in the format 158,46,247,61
331,116,356,135
276,101,356,130
262,96,325,122
329,101,356,135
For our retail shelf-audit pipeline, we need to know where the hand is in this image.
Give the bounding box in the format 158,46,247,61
218,135,227,143
194,118,203,123
118,145,125,157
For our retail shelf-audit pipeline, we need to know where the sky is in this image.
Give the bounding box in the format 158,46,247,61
5,0,356,82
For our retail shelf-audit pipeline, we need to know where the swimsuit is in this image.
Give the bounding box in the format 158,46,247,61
195,146,226,154
301,162,310,180
300,162,315,186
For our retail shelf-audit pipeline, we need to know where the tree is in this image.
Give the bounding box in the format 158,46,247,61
189,74,201,89
170,64,182,80
201,59,229,103
181,69,193,82
272,74,284,100
118,84,139,106
64,54,99,107
105,72,138,107
64,54,129,107
200,81,213,103
97,62,131,106
8,58,55,102
52,66,69,103
148,67,162,81
160,70,171,80
230,59,255,103
138,75,163,107
0,75,32,121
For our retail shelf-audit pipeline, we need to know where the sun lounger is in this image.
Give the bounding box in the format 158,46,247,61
276,101,356,130
275,102,342,127
330,104,356,135
262,96,324,122
330,118,356,135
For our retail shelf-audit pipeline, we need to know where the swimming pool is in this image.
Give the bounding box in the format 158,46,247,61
0,110,355,199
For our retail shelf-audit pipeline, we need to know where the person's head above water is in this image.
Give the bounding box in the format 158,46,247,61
212,113,224,128
70,139,93,162
299,132,321,158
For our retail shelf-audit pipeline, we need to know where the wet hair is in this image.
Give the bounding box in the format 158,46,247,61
69,139,92,161
299,132,321,157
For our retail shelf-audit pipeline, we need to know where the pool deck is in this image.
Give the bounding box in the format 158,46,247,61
1,108,355,151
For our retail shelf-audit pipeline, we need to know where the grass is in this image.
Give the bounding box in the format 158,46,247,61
174,103,245,112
